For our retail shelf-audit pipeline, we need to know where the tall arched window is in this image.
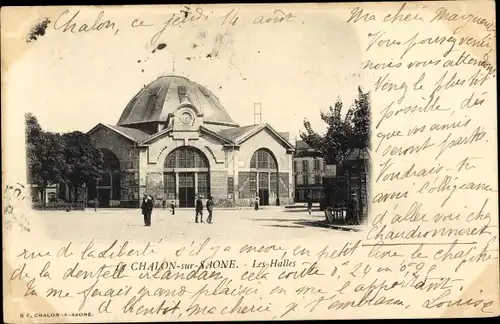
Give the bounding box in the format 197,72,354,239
249,149,278,206
164,146,210,208
88,148,121,207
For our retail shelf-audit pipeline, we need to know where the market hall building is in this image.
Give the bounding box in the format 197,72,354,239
87,76,295,208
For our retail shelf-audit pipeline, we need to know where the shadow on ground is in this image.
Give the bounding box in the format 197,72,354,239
252,215,323,222
251,215,342,230
283,209,321,213
262,224,306,229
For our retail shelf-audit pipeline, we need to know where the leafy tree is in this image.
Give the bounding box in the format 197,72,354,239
26,113,42,185
25,113,67,206
301,88,372,218
352,86,371,150
300,99,354,165
300,87,371,165
62,131,104,202
25,114,105,206
349,87,371,219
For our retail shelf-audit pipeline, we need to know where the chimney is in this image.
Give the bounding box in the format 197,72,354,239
254,102,262,125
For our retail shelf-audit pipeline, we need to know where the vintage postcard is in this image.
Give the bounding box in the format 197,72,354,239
2,1,499,322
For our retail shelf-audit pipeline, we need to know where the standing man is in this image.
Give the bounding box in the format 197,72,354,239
171,200,176,215
141,193,154,227
349,191,360,225
254,193,260,211
162,198,166,211
206,196,214,224
195,195,204,223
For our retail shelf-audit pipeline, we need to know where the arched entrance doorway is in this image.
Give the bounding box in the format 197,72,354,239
164,146,210,208
250,148,279,206
88,149,121,208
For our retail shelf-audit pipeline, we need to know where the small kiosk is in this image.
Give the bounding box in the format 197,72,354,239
343,147,370,224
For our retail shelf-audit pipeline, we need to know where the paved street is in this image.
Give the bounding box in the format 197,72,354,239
35,207,355,244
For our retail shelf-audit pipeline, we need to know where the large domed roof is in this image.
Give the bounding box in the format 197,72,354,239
117,76,238,127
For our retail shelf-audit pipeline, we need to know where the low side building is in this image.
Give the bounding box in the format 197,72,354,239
293,140,325,203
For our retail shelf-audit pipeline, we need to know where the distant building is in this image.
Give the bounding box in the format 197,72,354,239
29,184,58,204
293,140,325,203
86,75,295,208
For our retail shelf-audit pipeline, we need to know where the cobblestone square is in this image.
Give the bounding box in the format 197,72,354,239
35,207,353,244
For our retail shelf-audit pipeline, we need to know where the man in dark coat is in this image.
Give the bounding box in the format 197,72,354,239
171,200,176,215
141,193,154,227
195,195,204,223
349,191,360,225
206,196,214,224
254,193,260,211
307,193,313,215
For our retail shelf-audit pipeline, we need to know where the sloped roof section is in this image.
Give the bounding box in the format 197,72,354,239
199,126,234,144
215,124,294,150
294,139,322,158
88,123,151,143
295,140,311,151
106,125,152,143
216,125,260,142
278,132,290,141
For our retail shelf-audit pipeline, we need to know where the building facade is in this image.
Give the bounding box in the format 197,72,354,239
29,184,58,205
293,140,325,203
87,76,294,208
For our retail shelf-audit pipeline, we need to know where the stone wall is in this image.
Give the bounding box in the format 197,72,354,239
278,172,290,198
89,125,294,208
279,197,294,206
233,197,293,207
238,172,253,199
89,126,139,170
109,200,121,208
89,126,140,206
210,171,228,200
145,172,164,200
213,198,236,208
235,198,256,208
145,134,227,173
237,128,292,171
121,171,140,203
236,128,294,200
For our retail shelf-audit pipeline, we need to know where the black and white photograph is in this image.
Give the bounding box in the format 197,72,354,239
18,6,371,242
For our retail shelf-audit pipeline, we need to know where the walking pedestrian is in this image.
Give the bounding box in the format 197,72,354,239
206,196,214,224
254,194,260,211
141,193,154,227
94,198,99,212
307,193,313,215
348,191,360,225
162,198,166,211
195,195,204,223
171,200,176,215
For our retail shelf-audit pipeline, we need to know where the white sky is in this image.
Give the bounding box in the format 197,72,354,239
5,5,364,141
